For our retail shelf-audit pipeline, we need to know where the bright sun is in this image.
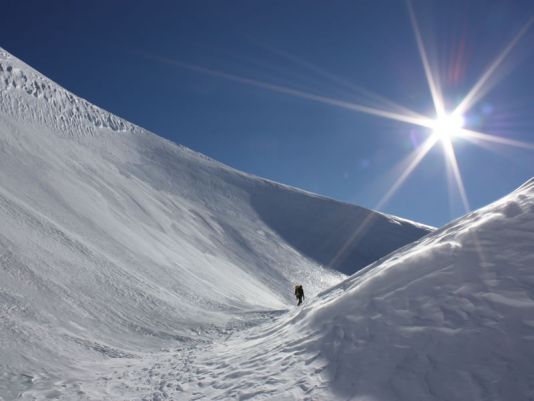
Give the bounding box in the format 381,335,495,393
432,113,465,142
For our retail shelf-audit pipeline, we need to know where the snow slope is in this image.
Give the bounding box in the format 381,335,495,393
0,47,430,399
156,178,533,401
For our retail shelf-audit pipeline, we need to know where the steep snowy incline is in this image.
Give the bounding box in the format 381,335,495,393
0,47,430,398
168,178,534,401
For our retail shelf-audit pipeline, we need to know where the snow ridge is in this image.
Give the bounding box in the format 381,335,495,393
0,48,138,137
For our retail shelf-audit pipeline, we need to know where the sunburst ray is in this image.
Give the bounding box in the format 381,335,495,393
460,128,534,150
407,0,445,117
454,16,534,117
328,135,438,268
442,139,470,212
145,54,434,128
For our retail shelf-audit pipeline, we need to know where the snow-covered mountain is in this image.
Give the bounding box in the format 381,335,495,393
0,48,431,399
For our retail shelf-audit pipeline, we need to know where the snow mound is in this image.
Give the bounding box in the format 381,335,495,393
0,47,430,398
189,179,534,401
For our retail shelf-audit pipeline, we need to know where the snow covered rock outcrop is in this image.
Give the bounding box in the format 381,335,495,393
198,178,534,401
0,47,430,398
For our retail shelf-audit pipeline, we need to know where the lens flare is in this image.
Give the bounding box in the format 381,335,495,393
432,113,465,142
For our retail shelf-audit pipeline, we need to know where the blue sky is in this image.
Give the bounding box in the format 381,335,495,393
1,0,534,227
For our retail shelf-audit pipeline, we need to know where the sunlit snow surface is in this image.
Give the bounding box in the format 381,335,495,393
80,179,534,401
0,48,432,401
240,180,534,401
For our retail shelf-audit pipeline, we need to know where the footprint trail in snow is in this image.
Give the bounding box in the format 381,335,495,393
87,309,305,401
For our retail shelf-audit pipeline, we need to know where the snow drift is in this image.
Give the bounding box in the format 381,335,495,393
0,47,430,399
191,178,534,401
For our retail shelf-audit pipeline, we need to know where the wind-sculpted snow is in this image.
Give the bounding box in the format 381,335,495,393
0,48,430,399
0,49,138,137
169,179,534,401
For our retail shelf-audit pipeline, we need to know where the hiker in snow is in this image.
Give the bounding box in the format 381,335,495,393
294,284,304,306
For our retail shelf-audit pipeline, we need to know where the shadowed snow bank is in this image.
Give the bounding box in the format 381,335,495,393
251,188,431,274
